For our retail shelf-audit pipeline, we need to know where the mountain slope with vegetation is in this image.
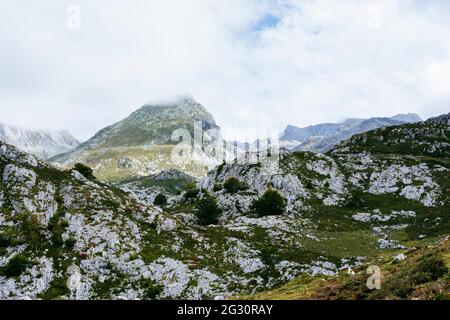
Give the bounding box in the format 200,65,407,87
1,112,449,300
50,96,221,181
238,114,450,300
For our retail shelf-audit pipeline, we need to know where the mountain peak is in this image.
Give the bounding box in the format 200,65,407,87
390,113,422,123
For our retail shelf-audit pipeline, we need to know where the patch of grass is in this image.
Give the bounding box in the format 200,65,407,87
142,279,164,300
244,238,450,300
38,277,70,300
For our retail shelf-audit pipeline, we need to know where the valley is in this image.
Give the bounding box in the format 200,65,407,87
0,103,449,300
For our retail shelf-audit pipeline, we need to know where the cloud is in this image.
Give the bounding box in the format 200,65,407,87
0,0,449,141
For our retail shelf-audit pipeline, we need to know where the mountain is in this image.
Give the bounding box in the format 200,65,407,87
280,114,422,153
1,112,449,300
426,112,450,126
330,114,450,157
76,95,219,150
0,123,79,159
51,96,222,181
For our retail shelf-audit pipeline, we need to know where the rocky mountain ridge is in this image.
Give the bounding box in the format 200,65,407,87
280,113,422,152
0,123,79,160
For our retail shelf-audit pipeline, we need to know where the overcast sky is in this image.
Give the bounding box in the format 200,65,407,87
1,0,450,141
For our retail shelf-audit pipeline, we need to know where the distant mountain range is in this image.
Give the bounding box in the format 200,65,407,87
0,123,79,159
0,98,437,181
280,113,422,152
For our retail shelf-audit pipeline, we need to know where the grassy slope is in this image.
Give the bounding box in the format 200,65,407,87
236,122,450,300
238,237,449,300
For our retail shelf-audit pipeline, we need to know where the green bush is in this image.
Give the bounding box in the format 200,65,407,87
23,214,41,251
184,182,200,200
260,246,280,267
223,177,248,194
39,277,71,300
74,163,96,180
153,193,167,206
223,177,241,194
64,237,77,250
195,193,222,226
345,191,366,209
142,279,164,300
1,255,31,277
412,255,447,284
251,188,286,217
0,233,11,248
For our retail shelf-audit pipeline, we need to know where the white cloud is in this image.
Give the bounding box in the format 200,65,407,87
0,0,449,141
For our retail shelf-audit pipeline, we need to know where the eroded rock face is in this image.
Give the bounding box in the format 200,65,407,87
0,141,309,300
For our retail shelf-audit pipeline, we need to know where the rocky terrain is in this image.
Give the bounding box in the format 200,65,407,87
0,123,79,160
0,112,449,300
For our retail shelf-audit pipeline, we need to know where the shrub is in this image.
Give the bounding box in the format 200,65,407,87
251,188,286,217
39,277,71,300
412,255,447,284
153,193,167,206
345,191,366,209
23,214,41,251
64,237,77,250
260,246,280,267
1,254,31,277
223,177,248,194
74,163,96,180
213,184,222,192
195,193,222,226
223,177,241,194
0,233,11,248
142,279,164,300
184,182,200,200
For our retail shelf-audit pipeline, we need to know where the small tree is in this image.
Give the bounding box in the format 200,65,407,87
24,214,41,251
184,182,200,200
223,177,248,194
74,163,96,180
195,193,222,226
153,193,167,206
0,254,31,277
252,188,286,217
223,177,241,194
